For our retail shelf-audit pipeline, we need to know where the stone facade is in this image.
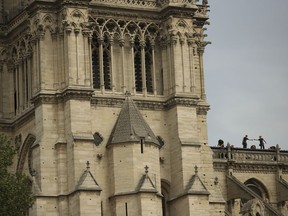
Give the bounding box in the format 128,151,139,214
0,0,288,215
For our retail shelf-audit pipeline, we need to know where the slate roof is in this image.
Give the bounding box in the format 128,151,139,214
108,94,160,146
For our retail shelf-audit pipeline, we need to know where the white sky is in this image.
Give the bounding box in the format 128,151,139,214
205,0,288,149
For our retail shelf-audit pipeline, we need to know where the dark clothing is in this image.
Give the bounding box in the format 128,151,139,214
258,138,266,149
242,137,249,148
218,139,224,148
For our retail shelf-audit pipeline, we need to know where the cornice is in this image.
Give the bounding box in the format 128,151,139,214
31,88,94,107
89,3,206,21
0,94,207,130
91,95,202,110
213,160,288,174
0,107,35,132
232,163,278,174
90,97,124,108
165,96,199,109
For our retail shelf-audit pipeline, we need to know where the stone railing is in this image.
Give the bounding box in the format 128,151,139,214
211,145,288,164
91,0,201,9
92,0,159,8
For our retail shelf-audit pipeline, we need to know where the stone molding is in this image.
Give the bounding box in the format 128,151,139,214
0,107,35,131
0,93,205,131
31,88,94,107
213,160,283,174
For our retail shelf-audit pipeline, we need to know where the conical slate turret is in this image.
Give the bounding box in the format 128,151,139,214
108,93,160,147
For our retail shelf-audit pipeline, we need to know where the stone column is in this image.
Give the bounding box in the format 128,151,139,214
180,37,186,92
151,39,157,96
187,38,195,94
140,40,147,96
109,37,115,93
119,38,126,93
130,39,136,95
198,44,207,100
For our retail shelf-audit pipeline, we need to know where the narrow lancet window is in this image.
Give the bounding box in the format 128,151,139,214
103,35,111,90
134,37,142,92
92,35,100,89
145,38,153,93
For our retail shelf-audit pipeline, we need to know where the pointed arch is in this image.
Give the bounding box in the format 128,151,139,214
244,178,270,201
16,133,36,174
0,48,8,61
175,19,191,38
70,9,86,24
42,14,57,35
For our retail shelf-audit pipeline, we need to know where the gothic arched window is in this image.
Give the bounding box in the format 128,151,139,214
134,37,142,92
92,35,100,89
145,38,153,94
91,34,112,90
103,35,111,90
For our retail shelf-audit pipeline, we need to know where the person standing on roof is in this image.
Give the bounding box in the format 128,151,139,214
242,135,252,149
257,136,267,149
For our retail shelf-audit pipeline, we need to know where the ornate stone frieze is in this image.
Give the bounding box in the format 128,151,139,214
92,0,158,9
232,163,278,174
213,161,279,174
213,162,228,172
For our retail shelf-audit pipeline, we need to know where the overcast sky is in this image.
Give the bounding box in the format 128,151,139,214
205,0,288,149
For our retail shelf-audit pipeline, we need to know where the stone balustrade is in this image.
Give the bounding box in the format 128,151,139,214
91,0,202,9
211,145,288,163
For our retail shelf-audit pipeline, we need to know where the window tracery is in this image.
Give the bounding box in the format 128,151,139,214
90,17,162,95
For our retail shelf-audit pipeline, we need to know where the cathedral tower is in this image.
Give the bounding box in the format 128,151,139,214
0,0,228,215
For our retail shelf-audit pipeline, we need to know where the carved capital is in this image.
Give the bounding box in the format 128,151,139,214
170,36,178,46
139,40,146,48
197,41,211,54
74,27,81,34
179,37,185,45
119,38,125,47
187,38,194,46
82,30,93,39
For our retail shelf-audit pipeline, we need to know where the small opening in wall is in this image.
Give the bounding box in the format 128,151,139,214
140,138,144,154
125,202,128,216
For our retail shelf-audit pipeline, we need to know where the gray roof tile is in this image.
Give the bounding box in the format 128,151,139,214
108,95,160,146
